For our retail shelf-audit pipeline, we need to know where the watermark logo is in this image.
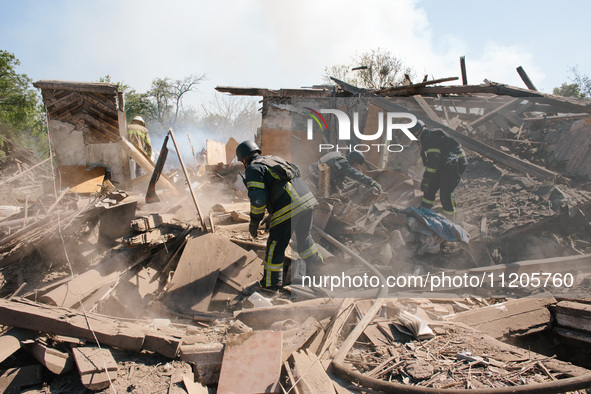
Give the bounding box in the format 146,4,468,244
305,109,418,153
304,107,328,132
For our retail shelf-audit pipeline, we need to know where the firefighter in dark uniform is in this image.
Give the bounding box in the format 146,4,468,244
237,141,324,288
410,120,467,221
309,151,383,195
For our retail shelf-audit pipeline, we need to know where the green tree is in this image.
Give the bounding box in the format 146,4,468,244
553,83,585,99
553,66,590,100
0,50,46,160
569,66,591,99
323,48,415,89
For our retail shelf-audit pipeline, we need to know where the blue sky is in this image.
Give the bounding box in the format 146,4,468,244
1,0,589,108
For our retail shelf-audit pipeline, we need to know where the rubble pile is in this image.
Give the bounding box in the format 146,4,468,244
1,77,591,393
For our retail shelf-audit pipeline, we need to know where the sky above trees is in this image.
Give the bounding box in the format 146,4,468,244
1,0,589,109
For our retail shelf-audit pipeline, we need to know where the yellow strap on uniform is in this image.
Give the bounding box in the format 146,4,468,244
425,167,437,173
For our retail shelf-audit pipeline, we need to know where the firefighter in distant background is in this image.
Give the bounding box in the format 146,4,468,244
308,151,382,195
127,116,153,177
237,140,324,289
410,120,467,222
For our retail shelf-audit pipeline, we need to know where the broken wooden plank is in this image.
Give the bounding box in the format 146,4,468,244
170,128,208,231
291,349,336,394
57,165,106,194
39,249,148,308
72,345,117,390
206,139,226,165
413,95,445,124
554,301,591,333
217,250,262,292
377,76,459,96
448,295,556,339
217,331,283,394
180,343,224,386
516,66,538,91
234,299,339,330
468,99,520,128
164,233,257,313
183,374,209,394
23,337,74,375
460,56,468,85
318,298,355,359
317,162,331,198
119,136,178,193
282,317,323,364
0,328,35,364
0,298,181,357
225,137,239,164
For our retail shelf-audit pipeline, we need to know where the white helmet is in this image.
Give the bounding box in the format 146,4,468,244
132,116,145,126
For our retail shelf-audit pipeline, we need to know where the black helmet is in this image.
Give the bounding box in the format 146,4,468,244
348,151,365,166
236,140,261,163
409,120,425,137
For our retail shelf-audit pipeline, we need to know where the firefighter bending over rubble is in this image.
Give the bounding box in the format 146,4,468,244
237,140,324,290
410,120,468,222
308,151,383,195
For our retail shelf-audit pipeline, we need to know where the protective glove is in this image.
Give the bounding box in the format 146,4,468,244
371,181,383,194
249,221,260,238
420,178,429,192
262,215,271,232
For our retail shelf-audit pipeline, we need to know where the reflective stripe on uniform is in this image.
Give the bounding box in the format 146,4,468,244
425,167,437,173
247,181,265,189
422,197,434,205
264,240,282,272
271,183,303,218
270,192,316,228
250,204,266,215
264,262,283,272
128,130,146,136
426,148,441,154
299,244,319,260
